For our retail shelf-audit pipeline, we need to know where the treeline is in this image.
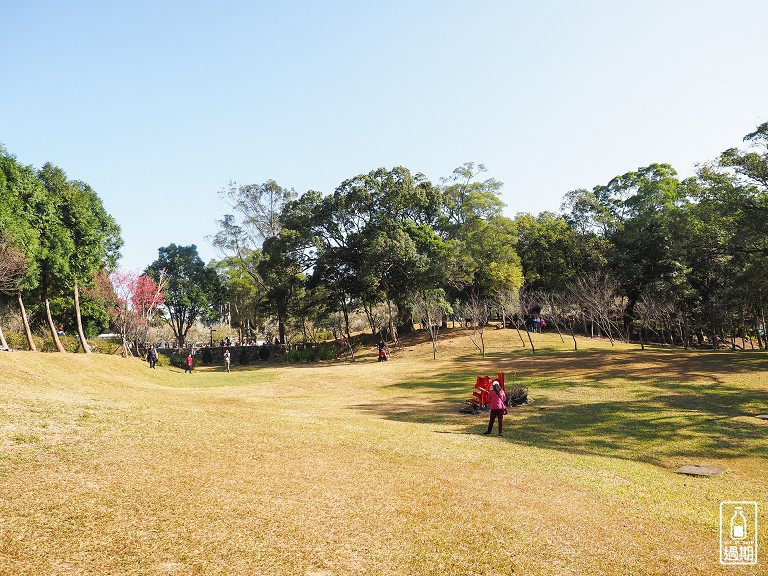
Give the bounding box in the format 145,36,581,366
179,122,767,352
0,147,122,351
3,121,766,355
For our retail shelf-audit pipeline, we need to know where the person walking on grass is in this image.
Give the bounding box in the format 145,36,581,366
184,353,193,374
483,380,506,436
224,349,231,372
147,346,158,369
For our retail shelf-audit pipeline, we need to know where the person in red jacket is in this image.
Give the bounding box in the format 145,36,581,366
483,380,506,436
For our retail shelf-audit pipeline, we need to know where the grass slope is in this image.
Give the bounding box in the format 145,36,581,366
0,330,766,575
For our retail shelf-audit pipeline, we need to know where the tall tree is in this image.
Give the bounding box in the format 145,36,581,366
57,177,122,352
0,149,43,350
146,244,223,348
213,180,301,343
515,211,604,293
310,167,445,334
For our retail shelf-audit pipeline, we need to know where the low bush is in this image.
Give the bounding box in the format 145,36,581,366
199,348,213,365
168,355,188,369
317,343,340,360
284,348,313,363
507,386,529,406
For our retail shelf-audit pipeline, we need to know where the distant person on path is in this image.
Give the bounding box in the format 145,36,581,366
147,346,158,369
483,380,507,436
184,353,193,373
224,349,231,372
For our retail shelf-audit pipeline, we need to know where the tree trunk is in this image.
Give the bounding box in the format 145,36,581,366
386,299,396,344
553,320,565,343
396,301,414,333
0,324,8,349
45,298,66,353
425,301,437,360
18,292,36,351
73,282,92,353
525,327,536,355
342,299,351,340
516,327,526,347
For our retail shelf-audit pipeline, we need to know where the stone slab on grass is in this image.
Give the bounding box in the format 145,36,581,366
675,464,727,477
755,414,768,420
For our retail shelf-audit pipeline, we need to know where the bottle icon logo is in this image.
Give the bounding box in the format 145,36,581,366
720,501,758,565
730,506,747,540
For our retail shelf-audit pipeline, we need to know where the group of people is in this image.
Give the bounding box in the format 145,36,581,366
148,338,508,437
182,350,231,373
145,347,231,373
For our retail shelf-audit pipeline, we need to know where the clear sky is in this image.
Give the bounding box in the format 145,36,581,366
2,1,767,271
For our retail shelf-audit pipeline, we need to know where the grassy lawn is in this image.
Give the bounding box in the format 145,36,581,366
0,330,766,575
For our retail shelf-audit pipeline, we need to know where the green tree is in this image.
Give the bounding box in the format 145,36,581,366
437,165,523,321
35,163,77,352
57,176,122,351
694,122,768,347
309,167,445,336
146,244,223,347
514,211,603,293
0,149,42,350
213,180,302,343
213,255,266,344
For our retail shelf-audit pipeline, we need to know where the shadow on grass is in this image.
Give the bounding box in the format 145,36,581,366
458,348,768,384
355,349,768,467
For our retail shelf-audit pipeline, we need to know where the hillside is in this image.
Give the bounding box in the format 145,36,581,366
1,330,766,575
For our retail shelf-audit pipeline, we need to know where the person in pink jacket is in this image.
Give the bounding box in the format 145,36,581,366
483,380,507,436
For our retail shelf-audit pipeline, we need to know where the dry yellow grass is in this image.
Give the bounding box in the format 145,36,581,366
0,329,766,575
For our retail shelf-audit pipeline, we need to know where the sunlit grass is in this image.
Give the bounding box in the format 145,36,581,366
0,329,766,575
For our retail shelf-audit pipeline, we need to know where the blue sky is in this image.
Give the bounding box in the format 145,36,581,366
2,1,767,271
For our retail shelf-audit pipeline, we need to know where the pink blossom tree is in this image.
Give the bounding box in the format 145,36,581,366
108,269,166,356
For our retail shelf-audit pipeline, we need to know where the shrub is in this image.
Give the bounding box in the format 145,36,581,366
284,348,314,363
507,386,529,406
155,354,170,367
258,344,271,361
317,343,340,360
4,331,31,350
200,348,213,365
60,336,82,353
